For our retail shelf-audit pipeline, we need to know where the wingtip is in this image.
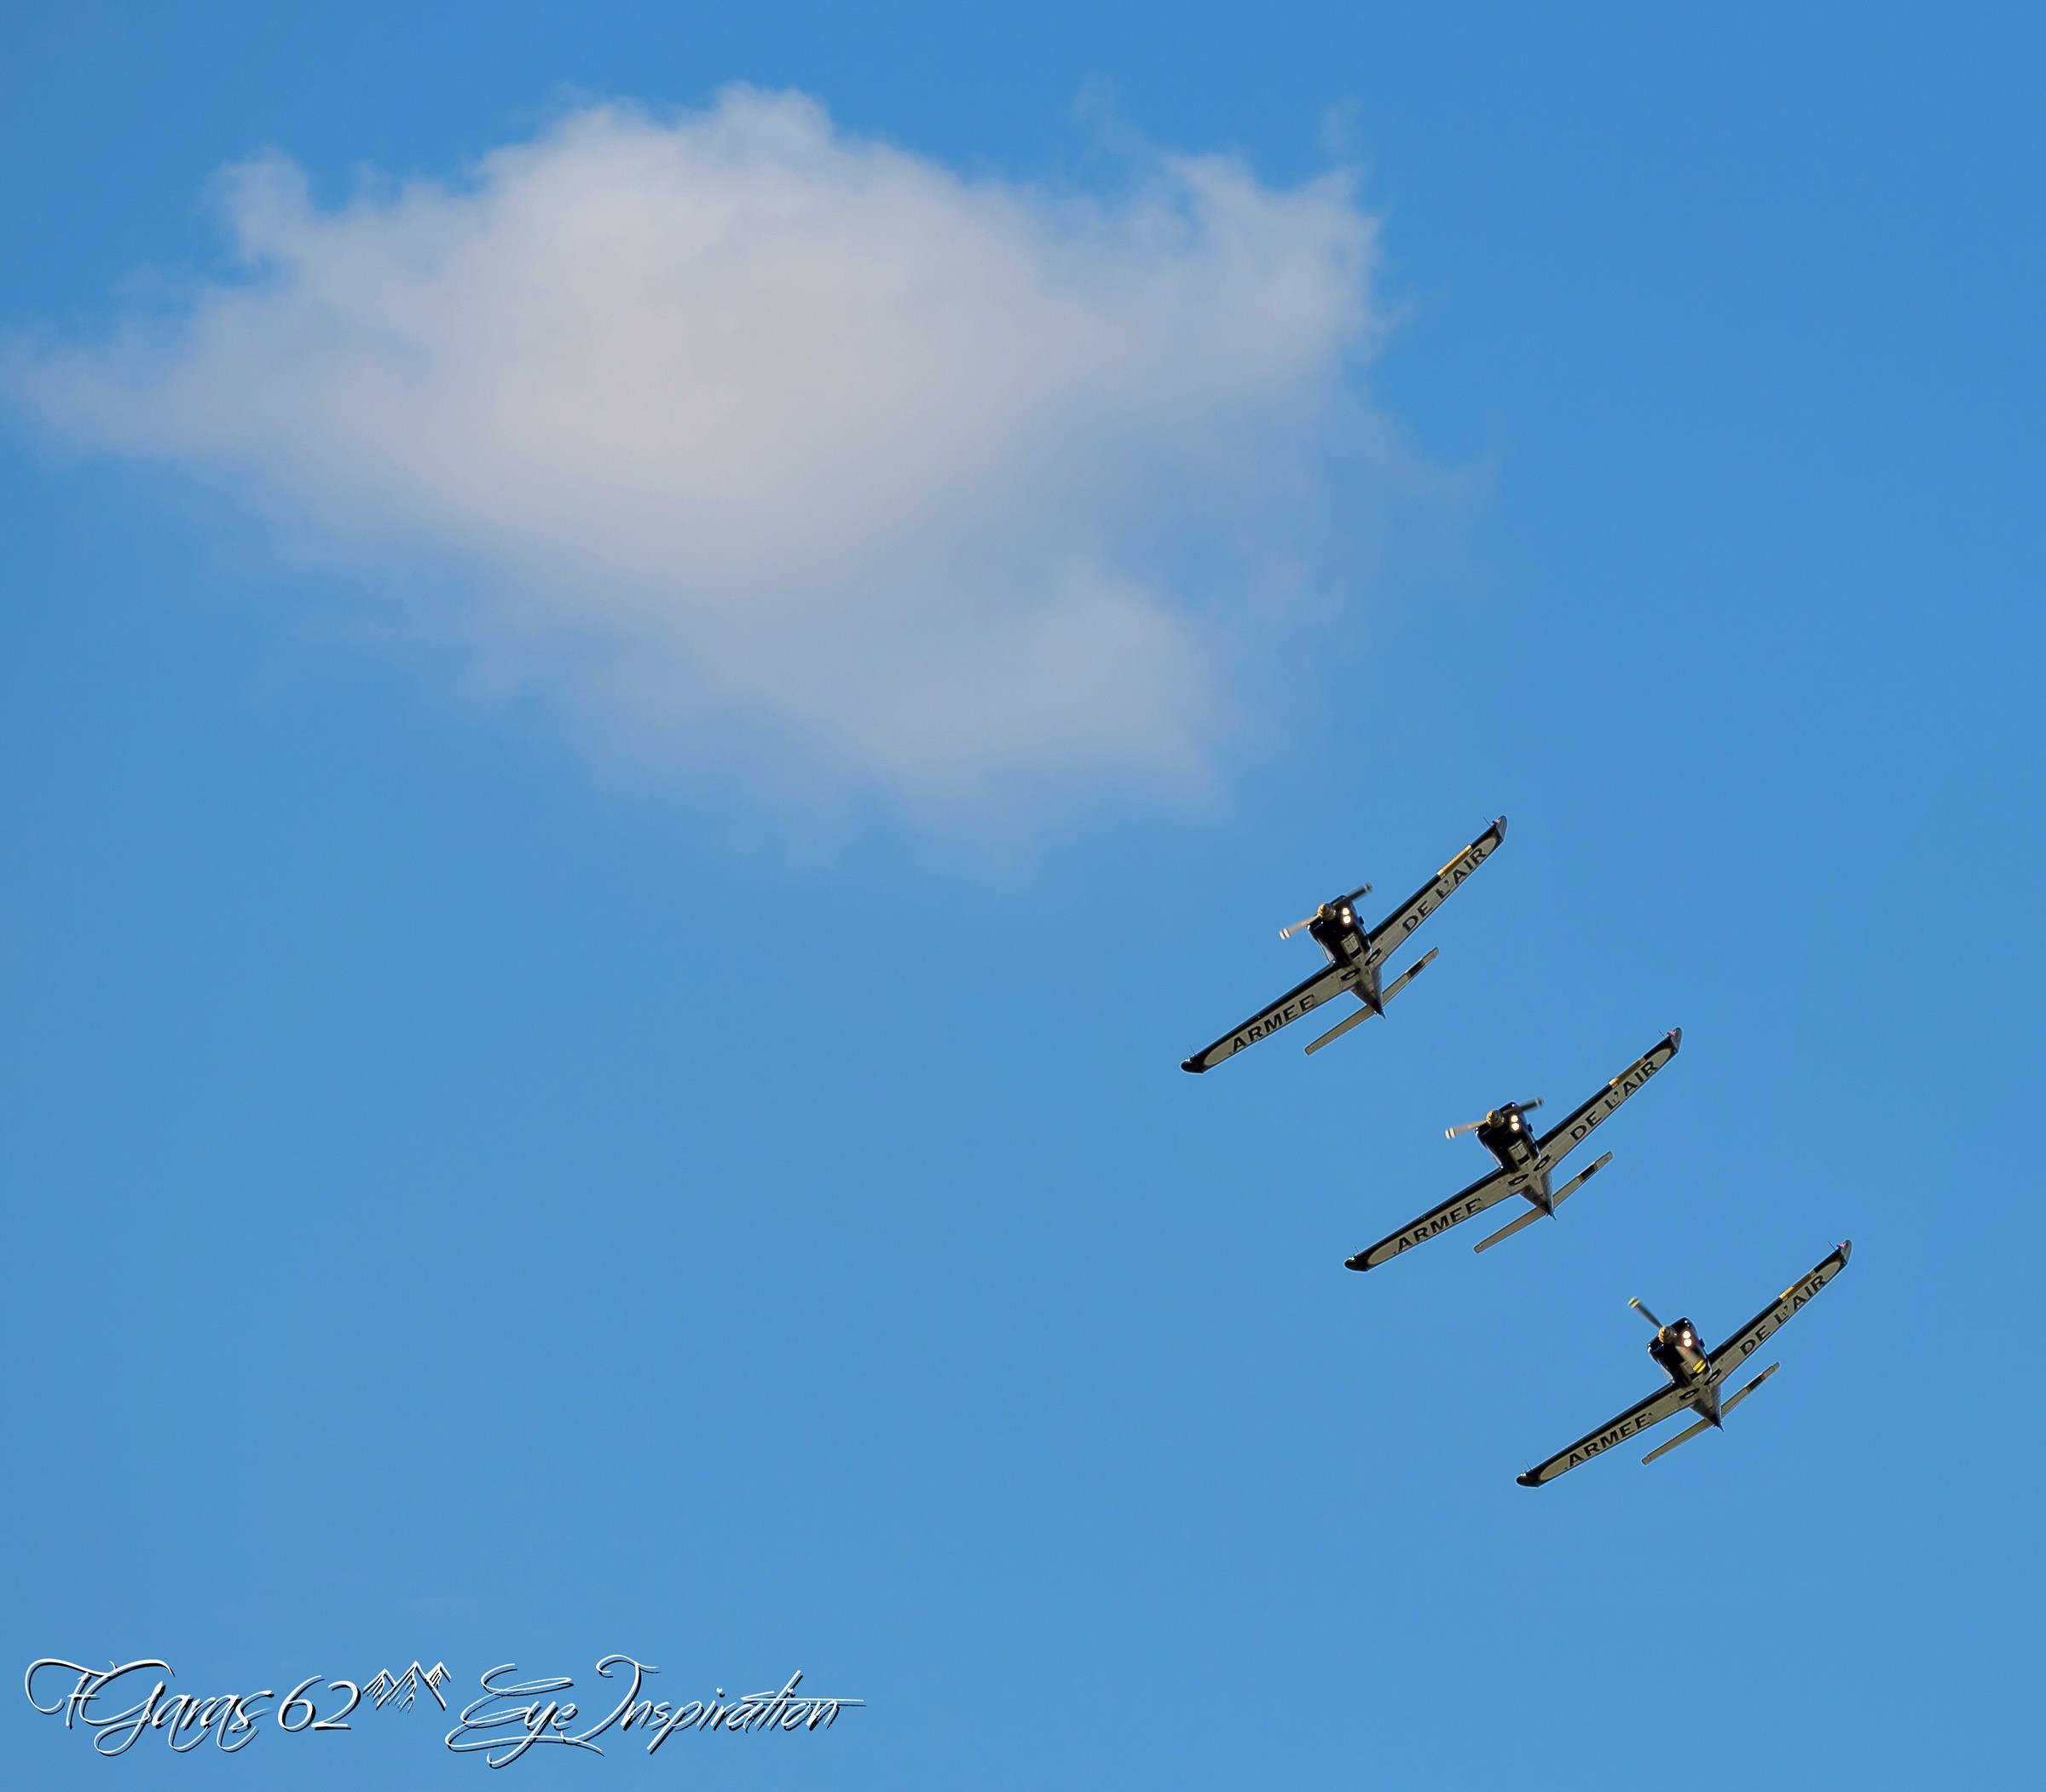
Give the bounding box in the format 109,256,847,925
1516,1471,1540,1489
1343,1253,1369,1272
1838,1238,1853,1263
1180,1058,1205,1074
1494,814,1509,836
1667,1026,1683,1050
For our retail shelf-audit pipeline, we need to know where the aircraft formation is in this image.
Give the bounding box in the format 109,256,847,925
1182,817,1851,1486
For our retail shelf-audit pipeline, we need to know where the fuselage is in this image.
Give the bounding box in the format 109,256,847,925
1475,1106,1541,1174
1305,903,1378,1003
1474,1104,1552,1210
1648,1319,1723,1420
1305,902,1367,968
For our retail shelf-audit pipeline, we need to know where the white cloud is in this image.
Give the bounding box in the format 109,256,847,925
13,90,1393,824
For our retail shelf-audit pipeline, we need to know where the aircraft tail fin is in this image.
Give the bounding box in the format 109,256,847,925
1471,1153,1614,1255
1304,947,1440,1055
1642,1364,1779,1465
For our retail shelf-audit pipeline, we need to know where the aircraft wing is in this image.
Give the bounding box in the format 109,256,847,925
1361,818,1507,973
1346,1162,1535,1270
1709,1242,1853,1376
1516,1383,1694,1487
1535,1030,1683,1165
1181,961,1360,1073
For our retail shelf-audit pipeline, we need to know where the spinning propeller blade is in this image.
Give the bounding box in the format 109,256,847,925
1443,1098,1541,1140
1280,883,1372,940
1629,1298,1664,1331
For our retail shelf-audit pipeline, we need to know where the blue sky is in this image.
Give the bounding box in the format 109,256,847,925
4,4,2042,1787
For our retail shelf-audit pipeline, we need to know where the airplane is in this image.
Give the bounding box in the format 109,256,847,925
1180,818,1507,1073
1344,1029,1682,1270
1516,1241,1852,1486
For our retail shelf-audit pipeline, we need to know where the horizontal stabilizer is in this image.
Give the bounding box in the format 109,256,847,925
1550,1151,1613,1208
1473,1202,1546,1254
1379,946,1440,1006
1303,997,1376,1056
1472,1152,1615,1254
1641,1413,1717,1466
1640,1364,1778,1465
1720,1361,1779,1418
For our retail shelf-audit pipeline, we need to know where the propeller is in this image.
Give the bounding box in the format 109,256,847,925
1629,1298,1664,1331
1443,1097,1542,1140
1278,883,1372,941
